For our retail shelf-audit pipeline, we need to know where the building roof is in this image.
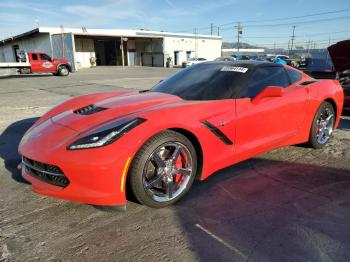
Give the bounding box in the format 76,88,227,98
0,27,222,45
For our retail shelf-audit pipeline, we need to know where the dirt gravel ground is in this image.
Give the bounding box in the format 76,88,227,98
0,67,350,262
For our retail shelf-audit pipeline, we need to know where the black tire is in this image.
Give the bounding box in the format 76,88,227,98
128,130,197,208
57,65,69,76
308,101,335,149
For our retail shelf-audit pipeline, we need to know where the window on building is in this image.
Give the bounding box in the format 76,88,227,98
186,51,191,61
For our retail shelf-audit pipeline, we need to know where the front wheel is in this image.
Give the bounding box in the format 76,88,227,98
128,130,197,208
57,65,69,76
308,101,335,149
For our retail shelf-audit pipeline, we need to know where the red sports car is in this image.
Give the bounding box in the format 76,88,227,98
19,62,344,208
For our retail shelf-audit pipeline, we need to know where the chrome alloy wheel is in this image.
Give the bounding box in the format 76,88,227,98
315,107,335,145
142,142,193,202
60,67,69,75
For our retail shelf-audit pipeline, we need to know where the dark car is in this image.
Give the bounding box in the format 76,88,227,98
328,40,350,113
303,55,336,79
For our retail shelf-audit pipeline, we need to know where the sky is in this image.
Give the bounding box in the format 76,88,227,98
0,0,350,49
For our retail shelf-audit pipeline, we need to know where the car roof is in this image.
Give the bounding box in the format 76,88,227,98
203,60,283,69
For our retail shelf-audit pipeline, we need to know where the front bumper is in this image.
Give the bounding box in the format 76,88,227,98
19,120,134,206
20,149,132,206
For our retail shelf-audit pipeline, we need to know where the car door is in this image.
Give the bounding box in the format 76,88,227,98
235,65,307,154
37,53,56,72
282,67,310,131
29,53,41,72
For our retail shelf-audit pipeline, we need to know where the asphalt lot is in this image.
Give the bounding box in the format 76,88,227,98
0,67,350,262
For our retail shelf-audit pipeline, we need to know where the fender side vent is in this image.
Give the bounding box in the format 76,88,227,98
74,104,107,115
300,80,318,86
202,121,233,145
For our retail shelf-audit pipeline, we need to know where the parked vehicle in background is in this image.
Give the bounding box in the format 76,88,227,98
252,56,264,61
231,54,250,61
274,57,288,65
0,51,72,76
273,55,289,64
182,57,207,67
215,56,236,62
302,50,335,79
328,39,350,113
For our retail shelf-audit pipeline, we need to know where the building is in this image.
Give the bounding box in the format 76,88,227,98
0,27,222,71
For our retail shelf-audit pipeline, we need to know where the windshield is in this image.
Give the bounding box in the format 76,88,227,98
150,62,250,100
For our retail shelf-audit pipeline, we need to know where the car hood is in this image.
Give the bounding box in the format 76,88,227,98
327,40,350,72
51,91,183,132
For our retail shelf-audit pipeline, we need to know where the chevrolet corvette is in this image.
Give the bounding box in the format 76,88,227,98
19,61,344,208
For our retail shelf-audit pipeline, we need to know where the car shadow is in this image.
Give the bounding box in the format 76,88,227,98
172,157,350,261
0,74,53,79
0,117,38,184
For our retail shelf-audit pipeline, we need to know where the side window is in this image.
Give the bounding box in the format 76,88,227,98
286,68,302,84
243,66,290,98
40,54,51,61
31,54,38,60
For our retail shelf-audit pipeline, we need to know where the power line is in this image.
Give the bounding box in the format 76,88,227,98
239,29,350,39
220,15,350,30
243,36,346,47
218,7,350,27
175,7,350,34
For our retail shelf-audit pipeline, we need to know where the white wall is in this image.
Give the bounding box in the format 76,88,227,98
163,36,222,66
0,33,51,62
74,38,95,69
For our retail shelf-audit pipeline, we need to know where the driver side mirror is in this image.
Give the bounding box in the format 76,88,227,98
252,86,284,105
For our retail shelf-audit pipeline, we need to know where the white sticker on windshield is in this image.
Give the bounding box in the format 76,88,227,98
220,66,248,73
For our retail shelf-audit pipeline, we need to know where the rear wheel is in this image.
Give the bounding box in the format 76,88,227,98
57,65,69,76
128,130,197,208
308,101,335,149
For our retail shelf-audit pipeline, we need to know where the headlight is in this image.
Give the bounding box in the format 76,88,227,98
67,118,146,150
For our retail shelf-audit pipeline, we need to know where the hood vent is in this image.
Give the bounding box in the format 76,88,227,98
74,104,107,115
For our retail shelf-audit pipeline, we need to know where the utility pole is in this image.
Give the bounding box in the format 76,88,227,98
60,25,65,58
194,28,198,58
217,26,220,36
121,36,125,67
306,40,311,56
211,23,213,36
289,25,296,54
273,41,276,55
235,22,243,53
